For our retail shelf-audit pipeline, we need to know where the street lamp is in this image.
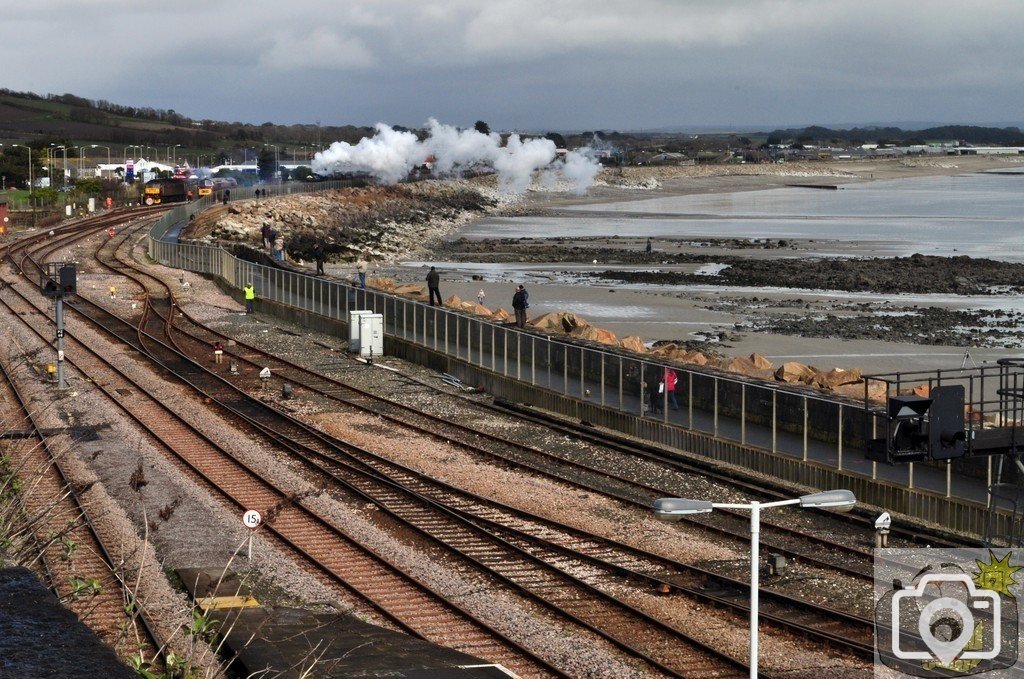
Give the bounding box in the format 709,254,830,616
0,143,32,196
90,145,111,181
653,489,856,679
49,145,67,190
264,144,279,180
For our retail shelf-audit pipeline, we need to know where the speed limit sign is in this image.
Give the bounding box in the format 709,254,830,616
242,509,262,529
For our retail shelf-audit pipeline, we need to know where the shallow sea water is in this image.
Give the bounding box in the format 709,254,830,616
461,171,1024,261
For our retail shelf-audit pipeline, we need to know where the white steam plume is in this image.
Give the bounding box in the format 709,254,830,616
312,118,601,193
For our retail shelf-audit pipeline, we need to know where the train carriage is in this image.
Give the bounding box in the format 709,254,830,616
143,178,190,205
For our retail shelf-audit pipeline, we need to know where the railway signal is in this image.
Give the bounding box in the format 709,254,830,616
40,262,76,389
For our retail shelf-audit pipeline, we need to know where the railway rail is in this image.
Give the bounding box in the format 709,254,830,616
0,277,163,671
3,220,569,678
81,218,877,667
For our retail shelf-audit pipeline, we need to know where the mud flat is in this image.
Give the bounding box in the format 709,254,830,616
410,155,1024,375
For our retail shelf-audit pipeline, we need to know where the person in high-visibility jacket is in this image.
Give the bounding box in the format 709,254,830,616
243,283,256,314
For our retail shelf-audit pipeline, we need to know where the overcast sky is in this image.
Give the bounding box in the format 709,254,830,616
5,1,1023,132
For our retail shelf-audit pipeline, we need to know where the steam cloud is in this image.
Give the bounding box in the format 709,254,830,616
312,118,600,194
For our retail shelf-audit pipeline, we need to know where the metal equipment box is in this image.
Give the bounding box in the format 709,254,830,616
358,314,384,358
348,310,373,352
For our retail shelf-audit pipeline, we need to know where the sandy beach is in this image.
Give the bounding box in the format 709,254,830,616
196,154,1024,379
400,155,1024,378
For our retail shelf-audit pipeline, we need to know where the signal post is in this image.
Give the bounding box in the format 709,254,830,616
40,262,76,390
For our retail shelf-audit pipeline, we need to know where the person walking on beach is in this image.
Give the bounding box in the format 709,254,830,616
243,282,256,314
273,235,285,262
477,288,486,305
645,237,652,255
426,266,442,306
213,340,224,364
313,243,325,275
512,284,529,328
356,255,368,288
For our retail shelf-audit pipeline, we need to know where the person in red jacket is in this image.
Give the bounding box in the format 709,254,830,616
663,367,680,411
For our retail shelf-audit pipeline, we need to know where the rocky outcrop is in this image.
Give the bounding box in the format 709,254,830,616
196,181,499,264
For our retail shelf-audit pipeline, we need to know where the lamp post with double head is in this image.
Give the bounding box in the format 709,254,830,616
653,489,857,679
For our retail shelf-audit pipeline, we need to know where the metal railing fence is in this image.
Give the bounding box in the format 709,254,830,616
147,187,997,510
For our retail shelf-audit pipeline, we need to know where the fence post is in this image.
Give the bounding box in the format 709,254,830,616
837,404,844,470
580,349,585,399
688,372,693,429
618,356,623,410
771,390,777,453
532,337,536,385
741,384,746,445
563,344,568,395
713,378,719,437
517,334,521,380
803,396,809,462
640,363,646,416
600,355,606,406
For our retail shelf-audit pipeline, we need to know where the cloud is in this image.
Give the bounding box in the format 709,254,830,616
259,27,375,70
3,2,1024,130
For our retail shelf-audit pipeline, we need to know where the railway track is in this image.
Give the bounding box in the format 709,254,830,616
3,224,571,678
80,219,878,668
98,223,885,582
0,302,163,670
77,226,756,676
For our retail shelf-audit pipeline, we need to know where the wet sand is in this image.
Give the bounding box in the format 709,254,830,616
397,155,1024,377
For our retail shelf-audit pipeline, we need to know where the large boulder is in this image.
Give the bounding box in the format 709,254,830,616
676,350,709,366
620,336,646,353
834,380,888,402
444,295,463,309
367,277,395,292
528,311,588,334
900,384,930,398
649,343,679,357
809,367,863,390
569,324,618,345
492,307,512,322
749,353,773,370
394,283,428,301
774,361,816,384
723,356,770,378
